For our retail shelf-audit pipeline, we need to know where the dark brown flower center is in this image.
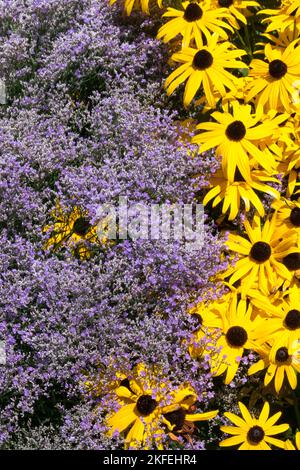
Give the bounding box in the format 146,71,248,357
225,120,246,141
290,207,300,227
284,309,300,330
269,59,288,79
226,326,248,347
282,252,300,271
275,347,289,362
250,241,271,263
164,408,186,431
136,395,157,416
193,49,213,70
73,217,91,236
218,0,233,6
247,425,265,444
184,2,203,21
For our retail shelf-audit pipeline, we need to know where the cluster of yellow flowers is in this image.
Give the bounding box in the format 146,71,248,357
102,0,300,450
99,362,218,449
101,360,299,450
156,0,300,450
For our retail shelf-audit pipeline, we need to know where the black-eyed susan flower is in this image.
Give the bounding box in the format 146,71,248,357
272,197,300,239
107,364,171,448
260,29,300,50
284,432,300,450
259,0,300,35
43,201,100,260
224,214,296,296
203,295,264,384
193,101,279,181
246,40,300,112
253,284,300,357
248,342,300,393
109,0,162,16
203,167,280,220
220,401,289,449
157,1,234,48
209,0,259,27
165,35,246,108
248,287,286,318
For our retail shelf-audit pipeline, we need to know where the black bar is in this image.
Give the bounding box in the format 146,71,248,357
0,450,299,466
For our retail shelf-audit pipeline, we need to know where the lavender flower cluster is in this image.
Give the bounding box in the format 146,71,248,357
0,0,226,449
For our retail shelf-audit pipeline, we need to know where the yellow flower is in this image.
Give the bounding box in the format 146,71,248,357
224,213,296,296
157,1,233,48
220,76,252,110
193,101,280,181
109,0,162,16
43,201,100,260
284,432,300,450
248,342,300,393
246,40,300,112
260,29,300,50
253,284,300,357
272,197,300,239
203,167,280,220
220,401,289,449
259,1,300,35
209,0,259,27
164,35,246,108
203,294,264,384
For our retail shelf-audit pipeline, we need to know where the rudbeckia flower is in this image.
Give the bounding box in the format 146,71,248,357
164,35,246,108
248,342,300,393
43,201,100,260
224,214,296,296
284,432,300,450
204,295,264,384
209,0,259,27
220,401,289,449
203,167,280,220
193,101,279,181
107,364,171,449
246,40,300,112
272,197,300,239
253,284,300,356
259,0,300,35
157,1,234,48
109,0,162,16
